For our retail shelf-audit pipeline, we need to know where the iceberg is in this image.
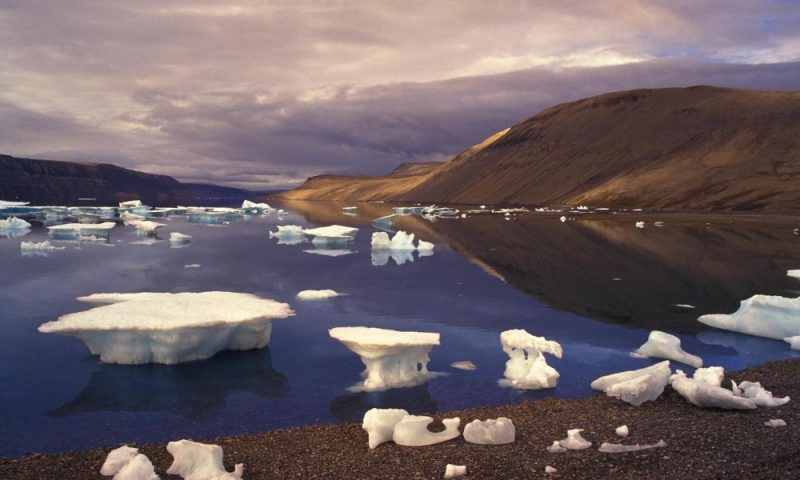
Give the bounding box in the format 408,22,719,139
0,216,31,230
101,446,159,480
392,415,461,447
616,425,629,437
303,225,358,238
590,360,671,406
241,200,273,214
444,464,467,479
328,326,440,391
632,330,703,368
362,408,409,449
371,232,392,250
498,329,562,390
38,292,294,365
731,380,790,407
668,370,756,410
296,289,341,300
463,417,515,445
166,440,243,480
556,429,592,450
698,295,800,340
599,440,666,453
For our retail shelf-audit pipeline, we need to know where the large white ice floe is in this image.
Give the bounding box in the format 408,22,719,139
392,415,461,446
731,380,790,407
38,292,294,365
166,440,243,480
303,224,358,238
599,440,666,453
362,408,409,449
698,294,800,340
590,360,671,406
390,231,416,251
48,222,116,238
669,370,756,410
296,289,341,300
444,464,467,479
241,200,273,213
463,417,515,444
0,216,31,229
328,326,441,391
556,429,592,450
101,445,159,480
371,232,392,250
632,330,703,368
498,329,562,390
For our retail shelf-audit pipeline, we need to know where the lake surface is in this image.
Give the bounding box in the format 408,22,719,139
1,202,798,458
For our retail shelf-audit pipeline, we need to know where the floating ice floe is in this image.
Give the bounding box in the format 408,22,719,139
498,329,562,390
371,232,392,250
463,417,515,444
731,380,790,407
303,224,358,238
120,212,145,222
0,216,31,230
698,295,800,340
362,408,409,449
765,419,786,427
632,330,702,368
555,429,592,450
785,336,800,350
328,326,441,391
599,440,666,453
590,361,671,406
21,240,65,252
444,464,467,479
296,289,341,300
101,445,159,480
635,221,645,228
38,292,294,365
169,232,192,244
450,360,476,371
546,441,567,453
669,370,756,410
269,225,306,244
126,220,166,235
417,240,434,252
788,270,800,280
392,415,461,447
616,425,629,437
693,366,724,387
241,200,273,214
390,231,416,251
0,200,29,207
372,214,396,231
48,222,116,239
166,440,243,480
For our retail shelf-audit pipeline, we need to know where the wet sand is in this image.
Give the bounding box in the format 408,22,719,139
2,358,797,479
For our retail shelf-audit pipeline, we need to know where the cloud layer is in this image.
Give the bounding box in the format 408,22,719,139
1,1,799,188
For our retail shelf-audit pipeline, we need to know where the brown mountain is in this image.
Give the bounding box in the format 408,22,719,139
279,86,800,212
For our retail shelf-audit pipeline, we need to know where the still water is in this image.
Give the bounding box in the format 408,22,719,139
0,202,798,457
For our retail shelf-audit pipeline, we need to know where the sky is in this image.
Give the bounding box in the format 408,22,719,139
2,1,800,189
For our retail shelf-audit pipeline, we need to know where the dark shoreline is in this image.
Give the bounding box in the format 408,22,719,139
2,358,797,479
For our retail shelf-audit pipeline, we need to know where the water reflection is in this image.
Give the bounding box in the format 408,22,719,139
697,329,797,368
49,348,288,420
329,384,437,422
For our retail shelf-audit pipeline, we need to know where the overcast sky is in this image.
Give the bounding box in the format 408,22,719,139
2,1,800,189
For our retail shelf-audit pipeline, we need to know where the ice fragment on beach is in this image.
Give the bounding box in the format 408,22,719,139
38,292,293,365
296,289,341,300
731,381,790,407
698,295,800,340
546,441,567,453
499,329,562,390
633,331,702,368
0,216,31,229
166,440,243,480
785,336,800,350
545,465,557,474
444,464,467,479
463,417,515,444
765,419,786,427
616,425,629,437
362,408,409,449
590,361,671,406
599,440,666,453
693,366,724,387
635,221,645,228
328,326,440,391
450,360,476,371
669,370,756,410
556,429,592,450
559,216,566,223
392,415,461,446
101,446,159,480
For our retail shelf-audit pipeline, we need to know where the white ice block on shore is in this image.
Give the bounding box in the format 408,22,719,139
362,408,409,449
590,361,671,406
463,417,515,444
166,440,243,480
392,415,461,447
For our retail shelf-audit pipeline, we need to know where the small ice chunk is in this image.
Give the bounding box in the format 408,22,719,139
599,440,666,453
499,329,562,390
169,232,192,243
126,220,166,235
362,408,409,449
166,440,243,480
303,225,358,238
184,264,201,268
546,441,567,453
731,380,790,407
0,216,31,229
392,415,461,446
296,289,341,300
119,200,142,208
101,446,159,480
693,366,724,387
669,370,756,410
371,232,392,250
635,221,645,228
417,240,434,251
121,212,145,222
698,295,800,340
674,304,695,309
785,336,800,350
633,331,702,368
444,464,467,479
450,361,476,371
559,216,566,223
545,465,557,474
329,326,440,391
21,240,65,251
590,361,671,406
616,425,629,437
463,417,515,444
557,429,592,450
765,419,786,427
390,231,416,251
101,446,139,476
